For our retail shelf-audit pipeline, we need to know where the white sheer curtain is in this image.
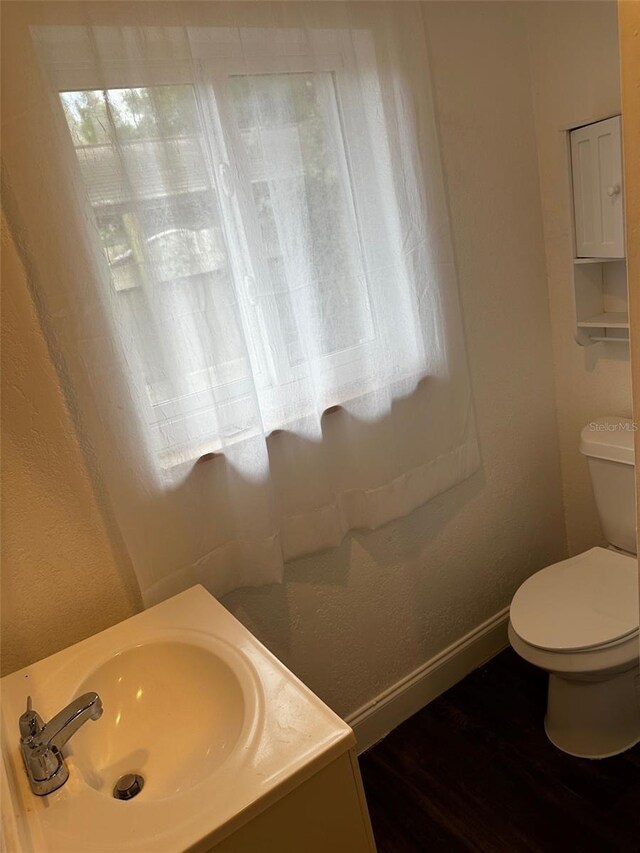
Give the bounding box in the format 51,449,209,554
3,2,479,605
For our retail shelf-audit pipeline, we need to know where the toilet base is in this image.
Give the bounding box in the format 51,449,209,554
544,665,640,759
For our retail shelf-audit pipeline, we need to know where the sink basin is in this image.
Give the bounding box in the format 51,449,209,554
70,636,255,800
1,586,353,853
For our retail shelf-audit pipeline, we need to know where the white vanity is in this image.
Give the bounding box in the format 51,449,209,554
1,587,376,852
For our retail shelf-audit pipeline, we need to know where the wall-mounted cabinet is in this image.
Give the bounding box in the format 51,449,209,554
571,116,624,258
569,115,628,345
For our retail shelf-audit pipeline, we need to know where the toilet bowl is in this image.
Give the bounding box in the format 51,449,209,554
509,417,640,759
510,547,640,758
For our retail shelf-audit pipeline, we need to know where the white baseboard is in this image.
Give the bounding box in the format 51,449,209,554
346,606,510,754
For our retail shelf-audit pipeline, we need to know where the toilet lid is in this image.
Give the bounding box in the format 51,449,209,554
510,547,639,652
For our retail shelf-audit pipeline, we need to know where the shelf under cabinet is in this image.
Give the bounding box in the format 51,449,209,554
576,311,629,329
573,257,625,265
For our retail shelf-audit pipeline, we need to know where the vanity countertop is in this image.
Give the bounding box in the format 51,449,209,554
1,585,354,853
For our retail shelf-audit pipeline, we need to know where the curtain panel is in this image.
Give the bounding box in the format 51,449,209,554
2,2,479,605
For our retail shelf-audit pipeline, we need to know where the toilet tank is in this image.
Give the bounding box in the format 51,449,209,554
580,416,637,555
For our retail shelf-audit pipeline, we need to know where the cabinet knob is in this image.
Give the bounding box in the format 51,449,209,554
607,184,621,197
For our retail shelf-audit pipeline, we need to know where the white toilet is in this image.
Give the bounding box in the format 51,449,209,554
509,416,640,759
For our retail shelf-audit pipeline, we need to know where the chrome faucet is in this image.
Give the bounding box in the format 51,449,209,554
19,693,103,795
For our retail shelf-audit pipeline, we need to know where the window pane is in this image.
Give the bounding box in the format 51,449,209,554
229,72,374,362
60,86,249,421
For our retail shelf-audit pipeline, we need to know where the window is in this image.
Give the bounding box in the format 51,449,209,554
59,67,382,463
51,30,428,468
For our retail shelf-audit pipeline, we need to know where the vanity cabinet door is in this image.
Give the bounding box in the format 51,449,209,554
571,116,624,258
210,750,376,852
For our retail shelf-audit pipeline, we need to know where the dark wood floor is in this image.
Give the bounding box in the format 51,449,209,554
359,649,640,853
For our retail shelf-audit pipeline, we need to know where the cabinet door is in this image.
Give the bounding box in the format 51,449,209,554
210,752,376,852
571,116,624,258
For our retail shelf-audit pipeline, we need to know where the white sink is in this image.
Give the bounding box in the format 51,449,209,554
70,636,258,800
1,587,353,852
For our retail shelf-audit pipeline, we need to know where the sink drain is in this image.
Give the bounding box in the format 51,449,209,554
113,773,144,801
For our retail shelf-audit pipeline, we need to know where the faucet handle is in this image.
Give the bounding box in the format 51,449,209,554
19,696,44,742
26,744,65,783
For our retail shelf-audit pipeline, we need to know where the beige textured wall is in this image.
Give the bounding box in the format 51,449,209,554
524,1,631,556
1,220,141,675
1,2,572,725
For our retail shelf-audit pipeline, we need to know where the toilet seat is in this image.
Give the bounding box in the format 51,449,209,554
510,547,639,653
